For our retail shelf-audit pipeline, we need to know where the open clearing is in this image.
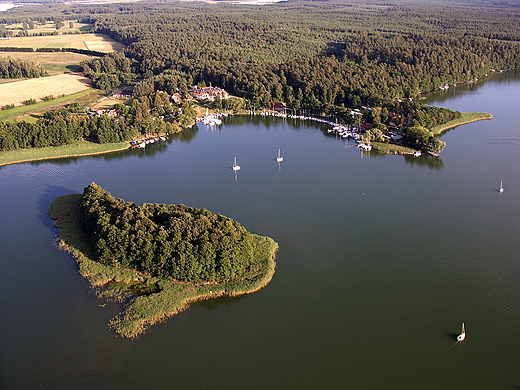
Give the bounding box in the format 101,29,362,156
0,51,95,75
91,96,131,111
0,73,92,107
0,33,124,52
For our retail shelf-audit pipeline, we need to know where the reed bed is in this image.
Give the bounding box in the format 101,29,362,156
430,112,492,135
0,141,130,166
371,142,415,155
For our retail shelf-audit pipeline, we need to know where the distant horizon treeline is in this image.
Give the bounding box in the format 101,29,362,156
81,183,261,283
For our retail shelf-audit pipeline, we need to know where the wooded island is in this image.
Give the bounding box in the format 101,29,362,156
48,183,278,338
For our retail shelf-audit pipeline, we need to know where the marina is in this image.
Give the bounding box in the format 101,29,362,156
130,135,168,148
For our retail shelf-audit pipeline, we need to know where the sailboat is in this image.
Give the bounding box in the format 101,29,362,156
499,181,504,193
276,149,284,162
457,323,466,342
232,157,240,171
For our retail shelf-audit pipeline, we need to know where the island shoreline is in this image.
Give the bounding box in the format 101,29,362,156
48,193,278,338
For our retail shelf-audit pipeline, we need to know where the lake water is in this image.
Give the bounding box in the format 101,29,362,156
1,70,519,389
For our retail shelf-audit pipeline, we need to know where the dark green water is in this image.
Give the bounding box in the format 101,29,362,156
1,70,519,389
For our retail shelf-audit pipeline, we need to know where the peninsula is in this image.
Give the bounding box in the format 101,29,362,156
48,183,278,338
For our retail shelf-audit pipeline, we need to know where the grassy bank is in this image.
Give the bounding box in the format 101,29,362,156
371,142,416,155
0,140,130,167
48,194,278,338
430,112,493,135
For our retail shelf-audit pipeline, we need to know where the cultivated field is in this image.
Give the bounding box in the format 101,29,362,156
0,33,124,52
0,51,94,75
0,73,92,107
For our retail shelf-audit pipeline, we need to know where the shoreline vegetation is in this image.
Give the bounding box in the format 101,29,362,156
430,112,493,135
372,112,493,155
0,140,130,166
48,193,278,338
1,110,493,166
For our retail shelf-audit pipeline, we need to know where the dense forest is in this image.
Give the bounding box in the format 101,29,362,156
81,183,261,283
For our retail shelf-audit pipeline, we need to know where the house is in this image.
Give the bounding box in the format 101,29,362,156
112,89,132,98
361,122,373,131
191,86,229,101
171,93,182,104
271,101,284,111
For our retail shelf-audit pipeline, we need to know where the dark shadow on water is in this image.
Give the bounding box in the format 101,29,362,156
37,184,77,231
26,140,173,167
193,294,245,311
170,126,198,142
445,331,460,342
404,154,444,170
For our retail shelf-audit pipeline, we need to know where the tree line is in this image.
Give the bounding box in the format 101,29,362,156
0,46,106,57
0,106,135,151
0,56,46,78
0,98,187,152
81,183,260,282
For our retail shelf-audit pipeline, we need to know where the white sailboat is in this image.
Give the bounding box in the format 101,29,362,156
276,149,284,162
232,157,240,171
499,181,504,193
457,323,466,342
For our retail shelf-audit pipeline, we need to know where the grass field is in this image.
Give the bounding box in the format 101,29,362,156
0,51,94,75
0,33,124,52
0,89,102,121
0,73,92,107
91,96,131,110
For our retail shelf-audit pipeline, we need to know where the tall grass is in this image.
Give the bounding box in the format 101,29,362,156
371,142,415,155
0,141,130,167
48,194,278,338
430,112,493,135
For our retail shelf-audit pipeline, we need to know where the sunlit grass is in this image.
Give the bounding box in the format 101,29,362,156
430,112,493,135
371,142,415,155
0,33,124,52
0,51,95,75
0,89,94,120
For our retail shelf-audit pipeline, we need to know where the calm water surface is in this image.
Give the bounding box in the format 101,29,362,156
1,70,519,389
